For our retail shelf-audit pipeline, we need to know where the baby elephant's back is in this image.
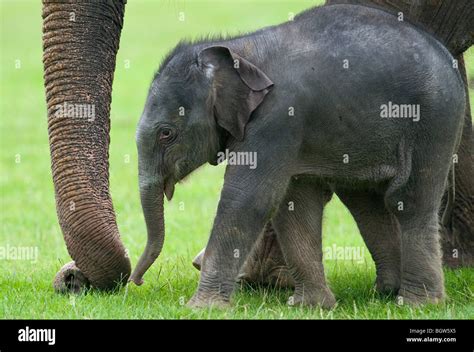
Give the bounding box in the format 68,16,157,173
292,4,465,140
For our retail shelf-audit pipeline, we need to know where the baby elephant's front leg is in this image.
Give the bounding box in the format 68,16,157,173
187,171,289,308
273,178,336,308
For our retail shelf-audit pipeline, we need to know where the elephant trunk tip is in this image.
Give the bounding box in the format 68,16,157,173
128,276,144,286
53,261,90,294
129,268,146,286
129,244,163,286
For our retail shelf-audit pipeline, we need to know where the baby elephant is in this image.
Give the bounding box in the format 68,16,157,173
130,4,465,308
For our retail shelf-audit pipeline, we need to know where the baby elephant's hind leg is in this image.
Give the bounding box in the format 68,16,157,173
386,178,446,305
337,190,401,295
272,178,335,308
383,141,451,305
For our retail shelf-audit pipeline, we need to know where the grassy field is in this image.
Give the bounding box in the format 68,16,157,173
0,0,473,319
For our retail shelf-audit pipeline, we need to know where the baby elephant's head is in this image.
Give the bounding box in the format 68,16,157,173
129,44,273,285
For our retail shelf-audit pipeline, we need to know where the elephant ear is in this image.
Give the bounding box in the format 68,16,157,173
198,46,274,141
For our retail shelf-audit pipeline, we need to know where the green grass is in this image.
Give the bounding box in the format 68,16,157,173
0,0,473,319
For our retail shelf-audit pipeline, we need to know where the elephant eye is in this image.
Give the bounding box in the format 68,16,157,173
159,128,173,142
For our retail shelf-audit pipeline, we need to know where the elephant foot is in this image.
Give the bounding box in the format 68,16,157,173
375,274,400,296
289,286,336,309
187,293,230,309
397,288,445,306
53,261,90,294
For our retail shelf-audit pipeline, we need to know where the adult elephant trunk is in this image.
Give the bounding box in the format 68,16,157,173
42,0,131,291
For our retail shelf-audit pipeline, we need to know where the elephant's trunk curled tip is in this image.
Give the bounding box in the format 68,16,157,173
129,184,165,285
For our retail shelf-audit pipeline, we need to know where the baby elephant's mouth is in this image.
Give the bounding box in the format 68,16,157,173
163,158,197,201
164,177,175,201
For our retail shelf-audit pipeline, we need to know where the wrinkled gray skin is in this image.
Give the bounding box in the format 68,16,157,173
134,4,465,308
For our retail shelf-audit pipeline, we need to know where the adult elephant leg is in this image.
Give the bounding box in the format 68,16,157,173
42,0,131,292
